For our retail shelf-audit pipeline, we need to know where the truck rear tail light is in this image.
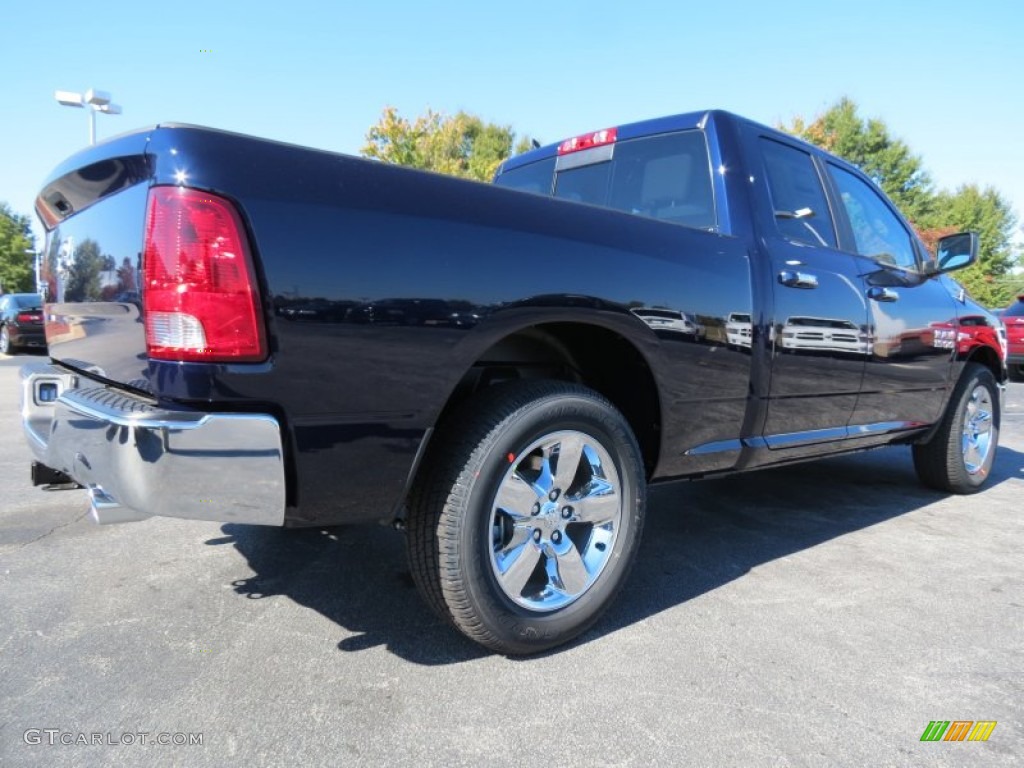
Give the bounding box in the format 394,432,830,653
557,127,618,155
142,186,266,362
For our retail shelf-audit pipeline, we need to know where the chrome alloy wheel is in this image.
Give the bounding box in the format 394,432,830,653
489,430,622,612
962,385,994,474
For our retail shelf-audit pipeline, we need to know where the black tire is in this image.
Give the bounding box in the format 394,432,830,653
1008,365,1024,383
912,363,1000,494
406,380,645,655
0,325,13,355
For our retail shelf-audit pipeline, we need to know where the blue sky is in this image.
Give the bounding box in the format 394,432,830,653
2,0,1021,246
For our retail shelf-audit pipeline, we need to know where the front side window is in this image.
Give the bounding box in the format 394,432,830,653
829,165,918,270
759,138,837,248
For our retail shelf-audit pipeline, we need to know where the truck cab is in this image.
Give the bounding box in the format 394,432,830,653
495,110,1003,454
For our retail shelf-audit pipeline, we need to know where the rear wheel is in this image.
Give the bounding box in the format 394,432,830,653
912,363,999,493
406,380,645,655
0,325,14,355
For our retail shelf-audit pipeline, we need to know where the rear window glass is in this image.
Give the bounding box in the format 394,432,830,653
554,161,612,207
1003,300,1024,318
613,132,714,228
493,157,556,196
12,294,42,309
495,130,715,230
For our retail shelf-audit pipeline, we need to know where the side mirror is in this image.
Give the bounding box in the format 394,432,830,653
935,231,978,273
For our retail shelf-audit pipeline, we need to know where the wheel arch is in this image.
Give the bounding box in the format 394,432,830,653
961,343,1005,385
424,319,663,482
915,353,1003,448
912,358,1000,493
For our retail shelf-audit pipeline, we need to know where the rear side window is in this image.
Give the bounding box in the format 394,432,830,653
759,138,837,248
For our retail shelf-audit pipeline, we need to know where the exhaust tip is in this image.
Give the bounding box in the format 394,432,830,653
88,487,150,525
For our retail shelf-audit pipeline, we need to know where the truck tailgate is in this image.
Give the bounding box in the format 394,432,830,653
36,129,153,391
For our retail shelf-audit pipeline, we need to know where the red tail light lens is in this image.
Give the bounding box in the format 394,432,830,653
143,186,266,362
557,127,618,155
16,312,36,323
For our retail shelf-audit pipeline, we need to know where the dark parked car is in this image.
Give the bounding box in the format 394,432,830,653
1000,296,1024,381
0,293,45,354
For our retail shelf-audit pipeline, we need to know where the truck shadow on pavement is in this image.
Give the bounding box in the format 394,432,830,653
210,444,1022,663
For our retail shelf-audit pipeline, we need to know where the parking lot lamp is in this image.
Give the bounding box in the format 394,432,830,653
55,89,122,145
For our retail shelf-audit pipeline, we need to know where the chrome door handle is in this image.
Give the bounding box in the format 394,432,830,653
778,270,819,289
868,287,899,302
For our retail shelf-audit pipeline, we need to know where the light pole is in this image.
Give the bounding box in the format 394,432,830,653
55,237,73,304
54,88,122,145
24,247,41,297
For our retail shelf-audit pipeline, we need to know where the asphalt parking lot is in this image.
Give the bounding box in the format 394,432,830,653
0,351,1021,767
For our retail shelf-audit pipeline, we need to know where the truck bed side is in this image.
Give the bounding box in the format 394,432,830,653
34,124,755,525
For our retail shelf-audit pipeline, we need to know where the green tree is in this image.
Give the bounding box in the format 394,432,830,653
0,202,36,294
924,185,1020,307
781,97,934,224
783,98,1021,307
362,107,533,182
65,239,105,302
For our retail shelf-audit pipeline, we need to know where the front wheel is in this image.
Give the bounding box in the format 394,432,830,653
912,363,1000,493
406,381,646,655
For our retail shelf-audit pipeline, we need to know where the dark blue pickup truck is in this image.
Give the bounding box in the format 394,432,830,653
21,109,1005,653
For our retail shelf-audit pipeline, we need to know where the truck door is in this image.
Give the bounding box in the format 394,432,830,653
823,163,958,427
756,138,869,446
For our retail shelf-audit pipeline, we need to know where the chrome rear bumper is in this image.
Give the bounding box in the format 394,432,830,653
21,362,286,526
